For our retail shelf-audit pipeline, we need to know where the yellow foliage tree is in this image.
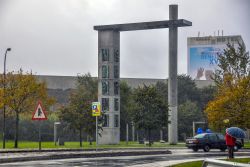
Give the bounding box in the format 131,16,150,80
206,42,250,131
0,69,54,148
205,75,250,131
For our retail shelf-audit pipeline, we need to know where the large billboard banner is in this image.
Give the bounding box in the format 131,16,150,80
188,45,224,80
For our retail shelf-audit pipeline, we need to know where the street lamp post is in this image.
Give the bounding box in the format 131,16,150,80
3,48,11,149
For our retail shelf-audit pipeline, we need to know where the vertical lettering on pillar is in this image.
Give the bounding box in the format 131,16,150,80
101,48,110,62
102,65,109,78
102,81,109,95
114,98,119,111
102,98,109,112
114,66,119,79
114,49,119,63
114,81,119,95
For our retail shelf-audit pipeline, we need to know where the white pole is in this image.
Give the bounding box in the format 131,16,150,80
160,129,163,141
132,122,135,142
54,122,60,146
54,123,57,146
126,123,129,145
39,121,41,151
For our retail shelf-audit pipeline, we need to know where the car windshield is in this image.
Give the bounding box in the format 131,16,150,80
194,134,206,139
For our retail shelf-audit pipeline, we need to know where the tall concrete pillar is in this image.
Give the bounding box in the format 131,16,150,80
168,4,178,144
98,30,120,144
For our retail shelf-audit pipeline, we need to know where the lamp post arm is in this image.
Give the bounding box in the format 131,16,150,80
3,48,11,149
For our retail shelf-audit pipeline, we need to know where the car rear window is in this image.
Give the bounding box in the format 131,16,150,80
217,134,225,140
209,133,218,141
194,134,206,138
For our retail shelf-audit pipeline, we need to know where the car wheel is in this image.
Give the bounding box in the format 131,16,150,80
203,145,210,152
234,145,239,152
192,148,198,152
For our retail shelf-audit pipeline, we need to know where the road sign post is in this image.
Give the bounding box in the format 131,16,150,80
92,102,101,151
32,101,47,151
39,120,41,150
96,116,98,149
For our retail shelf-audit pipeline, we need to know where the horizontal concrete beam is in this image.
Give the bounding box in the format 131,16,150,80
94,19,192,31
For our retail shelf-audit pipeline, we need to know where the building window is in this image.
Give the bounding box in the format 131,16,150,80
114,115,119,127
114,65,119,78
114,81,119,95
114,98,119,111
114,49,119,62
101,49,109,61
102,98,109,111
102,81,109,95
103,114,109,127
102,65,109,78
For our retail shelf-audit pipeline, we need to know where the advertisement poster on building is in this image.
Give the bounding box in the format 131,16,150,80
188,45,225,80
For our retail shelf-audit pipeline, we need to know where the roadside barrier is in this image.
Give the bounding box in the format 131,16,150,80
202,158,250,167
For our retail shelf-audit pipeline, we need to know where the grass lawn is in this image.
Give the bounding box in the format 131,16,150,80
0,141,185,149
171,161,203,167
0,140,249,149
244,141,250,148
171,158,250,167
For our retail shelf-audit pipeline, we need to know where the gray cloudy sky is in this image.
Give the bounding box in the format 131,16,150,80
0,0,249,78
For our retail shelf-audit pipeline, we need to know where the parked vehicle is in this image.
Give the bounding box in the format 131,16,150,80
186,133,227,152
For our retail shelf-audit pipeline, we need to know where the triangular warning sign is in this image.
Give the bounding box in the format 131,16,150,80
32,101,47,120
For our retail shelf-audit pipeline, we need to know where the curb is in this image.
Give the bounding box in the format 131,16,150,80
0,148,101,153
0,147,177,153
0,150,171,163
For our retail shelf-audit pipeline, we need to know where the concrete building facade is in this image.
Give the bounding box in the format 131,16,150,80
36,75,214,90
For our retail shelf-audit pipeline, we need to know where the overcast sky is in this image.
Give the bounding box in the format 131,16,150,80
0,0,249,78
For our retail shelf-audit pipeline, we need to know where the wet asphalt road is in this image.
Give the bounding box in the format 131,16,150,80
0,149,249,167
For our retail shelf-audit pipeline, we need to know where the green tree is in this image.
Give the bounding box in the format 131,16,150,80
132,85,168,145
58,73,97,146
0,70,54,148
198,85,217,119
178,101,203,138
213,42,250,86
120,81,136,141
178,75,200,104
155,75,200,105
155,81,168,104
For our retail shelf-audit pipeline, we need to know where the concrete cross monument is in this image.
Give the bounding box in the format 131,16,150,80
94,5,192,144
